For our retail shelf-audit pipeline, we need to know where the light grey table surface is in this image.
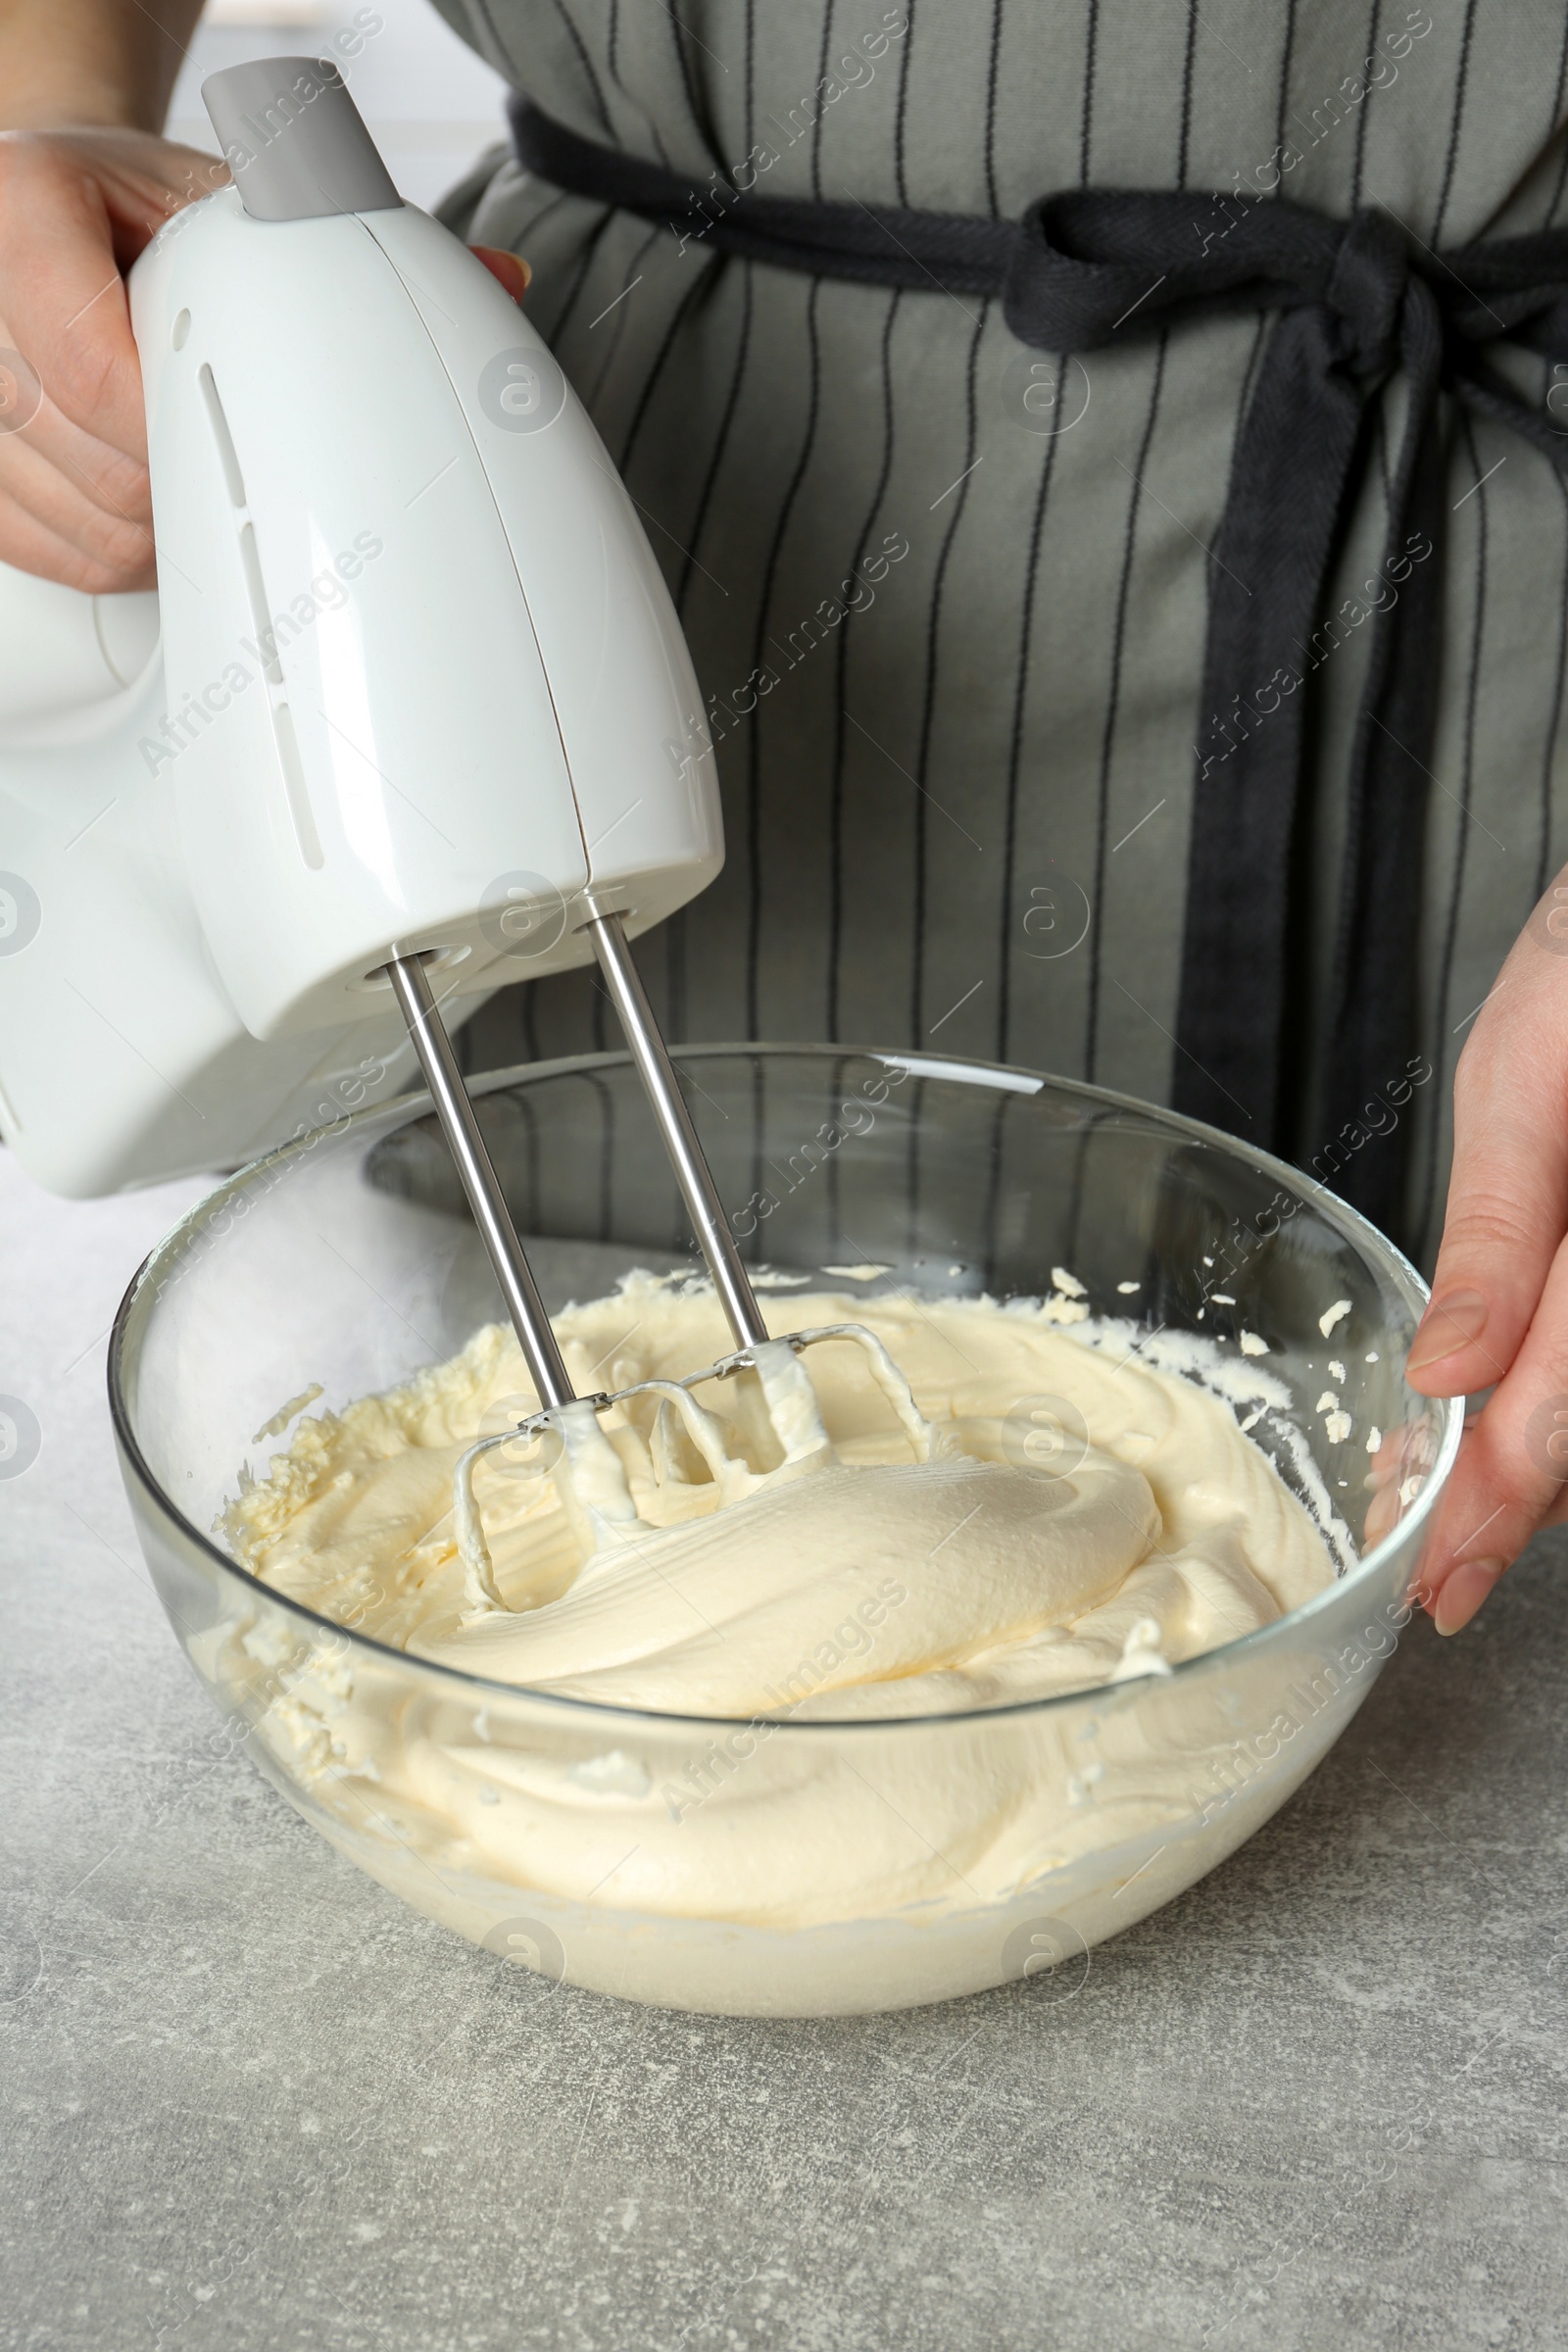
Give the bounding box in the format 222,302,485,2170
2,1148,1563,2352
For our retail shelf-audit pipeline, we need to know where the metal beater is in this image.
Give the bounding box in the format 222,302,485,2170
385,919,941,1600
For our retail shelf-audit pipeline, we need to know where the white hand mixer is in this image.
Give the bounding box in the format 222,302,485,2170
0,58,936,1565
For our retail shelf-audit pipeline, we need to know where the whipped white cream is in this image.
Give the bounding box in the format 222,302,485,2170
227,1280,1333,1715
218,1280,1339,1958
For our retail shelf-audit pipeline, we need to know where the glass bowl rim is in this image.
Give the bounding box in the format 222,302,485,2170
108,1041,1465,1736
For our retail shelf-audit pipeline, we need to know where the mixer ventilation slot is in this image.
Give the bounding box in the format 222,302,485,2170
200,364,323,872
238,525,284,688
271,703,323,868
198,364,246,507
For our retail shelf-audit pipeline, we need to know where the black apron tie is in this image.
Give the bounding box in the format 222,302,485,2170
511,100,1568,1232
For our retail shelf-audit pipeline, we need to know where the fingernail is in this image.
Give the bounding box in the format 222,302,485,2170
1408,1289,1488,1373
1433,1556,1504,1635
469,245,532,302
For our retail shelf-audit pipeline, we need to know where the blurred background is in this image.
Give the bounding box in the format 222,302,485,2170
168,0,511,210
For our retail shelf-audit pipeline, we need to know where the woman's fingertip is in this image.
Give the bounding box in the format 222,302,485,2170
1432,1556,1505,1636
469,244,531,302
1407,1288,1489,1375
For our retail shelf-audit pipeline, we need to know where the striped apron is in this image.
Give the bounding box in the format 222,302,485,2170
428,0,1568,1266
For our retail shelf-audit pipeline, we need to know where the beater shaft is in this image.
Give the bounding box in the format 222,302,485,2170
384,952,575,1409
586,911,769,1352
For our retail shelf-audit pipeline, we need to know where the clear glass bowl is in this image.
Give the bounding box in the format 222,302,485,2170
109,1047,1462,2017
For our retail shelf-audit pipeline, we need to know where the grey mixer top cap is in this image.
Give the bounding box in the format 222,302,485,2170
202,58,403,222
